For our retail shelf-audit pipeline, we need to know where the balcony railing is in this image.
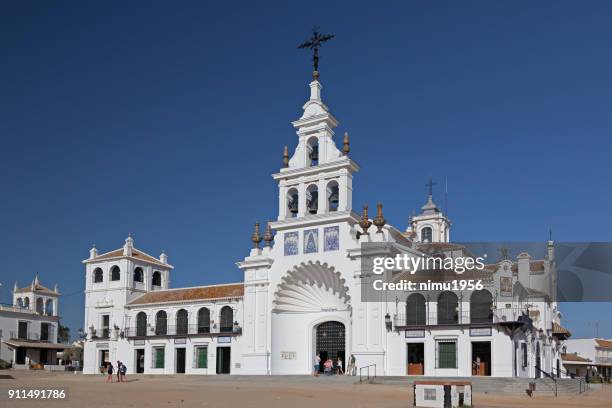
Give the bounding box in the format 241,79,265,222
10,329,55,342
124,324,236,338
393,308,526,328
90,328,110,339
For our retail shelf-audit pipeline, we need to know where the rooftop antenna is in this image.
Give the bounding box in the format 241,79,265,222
444,176,448,216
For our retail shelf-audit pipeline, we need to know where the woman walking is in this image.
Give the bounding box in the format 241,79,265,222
106,362,114,383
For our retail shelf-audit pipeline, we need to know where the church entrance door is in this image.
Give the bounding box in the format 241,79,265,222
315,321,345,373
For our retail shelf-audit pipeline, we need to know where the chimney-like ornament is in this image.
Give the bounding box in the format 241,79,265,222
34,273,40,286
263,222,274,247
373,202,386,233
89,244,98,259
283,146,289,168
54,283,59,293
160,251,168,264
13,281,18,293
359,204,372,235
342,132,350,155
123,233,134,256
251,222,262,249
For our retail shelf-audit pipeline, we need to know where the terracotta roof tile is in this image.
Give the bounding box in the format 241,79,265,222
595,339,612,348
552,322,571,337
561,353,590,363
89,248,169,267
127,283,244,306
14,284,58,296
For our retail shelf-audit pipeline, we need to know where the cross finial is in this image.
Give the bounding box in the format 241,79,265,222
298,27,335,78
426,177,437,197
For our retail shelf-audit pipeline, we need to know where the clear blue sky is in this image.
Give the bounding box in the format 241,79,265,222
1,1,611,339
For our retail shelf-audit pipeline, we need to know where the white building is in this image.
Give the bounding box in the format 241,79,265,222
563,338,612,379
0,275,65,369
82,68,569,377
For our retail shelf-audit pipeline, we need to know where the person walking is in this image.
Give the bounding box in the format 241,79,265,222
349,354,356,376
120,362,127,382
116,361,122,382
313,352,321,376
336,357,344,375
106,362,114,383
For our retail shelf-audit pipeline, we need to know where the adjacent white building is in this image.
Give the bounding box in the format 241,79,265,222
81,69,569,378
563,338,612,379
0,275,65,369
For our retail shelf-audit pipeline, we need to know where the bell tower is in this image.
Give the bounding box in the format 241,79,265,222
273,75,358,222
406,179,451,243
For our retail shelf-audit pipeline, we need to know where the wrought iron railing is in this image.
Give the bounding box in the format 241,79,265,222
124,324,237,338
393,308,526,328
10,328,55,342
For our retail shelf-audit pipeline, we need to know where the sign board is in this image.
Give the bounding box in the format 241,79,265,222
217,336,232,344
405,330,425,338
96,343,109,348
470,327,492,337
133,340,145,346
174,338,186,344
281,351,296,360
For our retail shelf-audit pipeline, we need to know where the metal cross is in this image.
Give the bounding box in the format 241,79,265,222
298,27,335,75
425,177,437,196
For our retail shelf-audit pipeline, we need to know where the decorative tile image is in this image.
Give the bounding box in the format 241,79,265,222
324,226,339,251
284,232,299,256
303,229,319,254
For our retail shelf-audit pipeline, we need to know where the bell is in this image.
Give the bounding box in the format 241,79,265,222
309,145,319,163
288,196,298,214
307,191,318,214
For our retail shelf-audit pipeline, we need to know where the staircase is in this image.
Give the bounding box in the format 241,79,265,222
371,376,587,396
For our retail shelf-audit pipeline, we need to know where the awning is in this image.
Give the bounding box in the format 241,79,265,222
3,340,67,350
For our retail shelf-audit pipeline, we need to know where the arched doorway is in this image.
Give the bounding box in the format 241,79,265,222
315,321,345,374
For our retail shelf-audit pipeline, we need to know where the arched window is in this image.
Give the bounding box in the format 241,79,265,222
287,188,299,217
16,298,23,308
197,307,210,333
307,137,319,166
219,306,233,333
36,298,44,314
152,271,162,287
110,265,120,281
23,297,30,309
437,291,458,324
133,267,144,283
176,309,188,335
155,310,167,335
326,181,339,212
45,299,54,316
306,184,318,215
406,293,426,326
93,268,103,283
470,290,493,323
136,312,147,337
421,227,433,243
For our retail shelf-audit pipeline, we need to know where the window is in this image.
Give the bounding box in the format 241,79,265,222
111,266,120,281
421,227,433,242
36,298,44,314
23,297,30,309
197,308,210,334
194,346,208,368
152,271,162,287
155,311,167,335
45,299,54,316
93,267,103,283
470,290,493,324
437,340,457,369
133,267,144,283
307,136,319,166
176,309,188,335
16,298,23,308
406,293,426,326
437,291,459,324
40,323,50,341
219,306,233,333
424,389,436,400
154,347,165,368
522,343,528,368
101,315,110,338
136,312,147,337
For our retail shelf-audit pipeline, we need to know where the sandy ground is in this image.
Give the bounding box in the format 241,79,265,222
0,371,610,408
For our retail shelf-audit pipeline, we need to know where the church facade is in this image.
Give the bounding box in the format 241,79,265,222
82,70,569,377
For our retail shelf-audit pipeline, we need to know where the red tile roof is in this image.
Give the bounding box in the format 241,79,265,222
561,353,590,363
127,283,244,306
595,339,612,348
87,248,170,268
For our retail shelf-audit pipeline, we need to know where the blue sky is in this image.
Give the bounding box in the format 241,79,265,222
1,1,611,339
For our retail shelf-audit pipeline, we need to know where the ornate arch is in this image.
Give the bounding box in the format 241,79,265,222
273,261,350,313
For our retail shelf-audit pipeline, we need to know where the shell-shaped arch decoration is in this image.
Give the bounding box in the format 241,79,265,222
273,261,350,313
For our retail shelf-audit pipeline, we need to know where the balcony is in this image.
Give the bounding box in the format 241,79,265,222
90,328,110,340
124,324,237,339
10,328,55,342
393,308,528,329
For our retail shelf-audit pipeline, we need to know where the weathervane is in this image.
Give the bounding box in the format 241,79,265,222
298,26,335,79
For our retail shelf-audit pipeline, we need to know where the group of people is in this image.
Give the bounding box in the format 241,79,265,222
313,353,356,376
103,361,127,383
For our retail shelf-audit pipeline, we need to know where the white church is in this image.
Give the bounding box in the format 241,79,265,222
81,65,570,378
